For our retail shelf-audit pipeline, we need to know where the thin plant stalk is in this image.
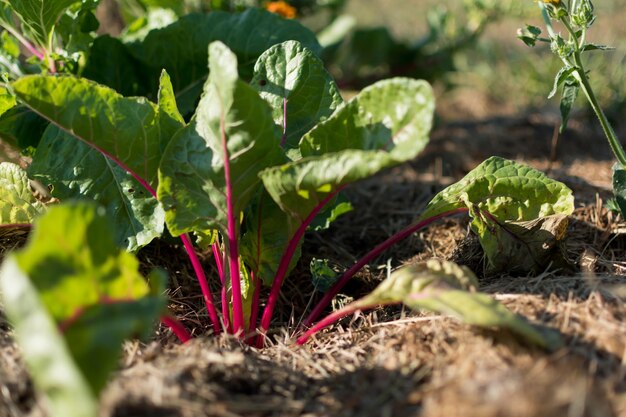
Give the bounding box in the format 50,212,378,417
220,116,245,336
256,189,344,347
301,207,469,328
557,15,626,166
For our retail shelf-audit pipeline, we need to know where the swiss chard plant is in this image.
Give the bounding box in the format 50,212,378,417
0,3,578,416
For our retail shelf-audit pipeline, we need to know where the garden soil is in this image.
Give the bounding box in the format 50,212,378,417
1,90,625,417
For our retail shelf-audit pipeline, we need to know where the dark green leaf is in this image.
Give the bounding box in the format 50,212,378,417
559,79,579,133
612,162,626,219
0,105,48,150
29,126,165,251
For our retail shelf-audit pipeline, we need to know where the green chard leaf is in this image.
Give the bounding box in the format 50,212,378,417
12,72,183,188
128,9,321,114
28,126,165,251
0,105,49,151
0,86,15,117
261,78,434,222
251,40,343,157
358,260,562,350
158,41,284,238
0,203,166,417
0,162,47,224
421,157,574,272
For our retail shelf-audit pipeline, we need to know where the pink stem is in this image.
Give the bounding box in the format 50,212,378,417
180,233,222,334
221,114,244,336
212,243,224,278
301,207,469,328
161,315,192,343
296,301,399,345
256,189,344,347
2,26,45,60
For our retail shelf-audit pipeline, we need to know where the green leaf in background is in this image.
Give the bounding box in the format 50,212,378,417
0,203,166,417
28,126,164,251
251,40,343,156
262,78,434,222
357,259,562,350
420,157,574,272
310,258,339,293
129,9,321,114
158,41,284,238
120,7,178,43
12,74,181,187
0,162,47,224
3,0,78,47
0,105,49,151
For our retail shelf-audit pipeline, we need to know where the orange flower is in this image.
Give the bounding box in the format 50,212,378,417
265,1,297,19
541,0,562,5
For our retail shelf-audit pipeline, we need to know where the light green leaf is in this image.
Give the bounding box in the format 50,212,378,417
354,260,563,350
158,41,284,237
0,162,47,224
3,0,79,46
0,203,166,417
12,75,179,187
420,156,574,221
251,40,343,156
261,78,434,221
29,126,164,251
0,86,15,117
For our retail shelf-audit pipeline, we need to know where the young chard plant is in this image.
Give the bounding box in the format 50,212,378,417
518,0,626,216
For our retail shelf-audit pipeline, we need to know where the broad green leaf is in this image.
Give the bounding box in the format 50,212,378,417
0,203,166,417
261,78,434,221
251,40,343,155
354,260,563,350
3,0,79,46
12,75,179,187
0,162,47,224
29,126,165,251
82,35,150,97
158,41,284,237
420,156,574,221
129,9,321,114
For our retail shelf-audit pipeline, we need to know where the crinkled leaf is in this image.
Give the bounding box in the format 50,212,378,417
354,260,563,350
3,0,79,46
420,156,574,221
0,162,47,224
29,126,164,251
471,213,571,274
158,42,284,238
251,40,343,156
262,78,434,223
0,203,166,417
12,74,180,187
129,9,321,114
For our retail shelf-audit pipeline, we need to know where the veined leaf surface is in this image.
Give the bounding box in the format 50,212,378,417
261,78,434,222
158,42,284,237
3,0,77,46
12,74,181,188
252,40,343,156
0,203,166,417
